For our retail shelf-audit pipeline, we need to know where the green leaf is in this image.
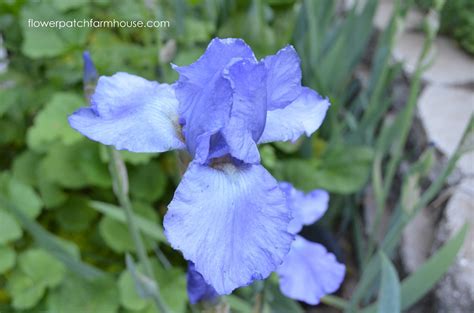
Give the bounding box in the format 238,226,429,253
27,92,85,152
90,201,166,242
51,0,88,11
20,3,89,58
400,225,468,309
0,173,43,218
264,282,304,313
19,249,66,288
12,150,41,186
47,275,120,313
377,252,400,313
118,268,150,311
55,196,98,232
39,141,111,189
275,145,373,194
0,245,16,274
98,201,160,252
0,210,23,244
6,248,66,310
99,145,156,165
362,225,469,313
226,295,253,313
154,261,187,313
129,161,167,202
7,270,46,310
315,145,373,193
7,176,43,218
2,197,104,280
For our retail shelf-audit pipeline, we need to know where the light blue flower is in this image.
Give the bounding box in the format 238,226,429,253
69,38,330,294
187,262,219,305
277,183,345,305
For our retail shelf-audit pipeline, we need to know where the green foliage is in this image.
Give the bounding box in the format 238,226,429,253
47,275,120,313
0,0,468,312
7,248,65,310
0,245,16,274
27,92,85,151
417,0,474,55
0,210,22,244
377,253,400,313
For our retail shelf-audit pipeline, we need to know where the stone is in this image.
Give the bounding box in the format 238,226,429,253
374,1,423,30
394,33,474,85
435,178,474,313
418,84,474,174
402,206,437,273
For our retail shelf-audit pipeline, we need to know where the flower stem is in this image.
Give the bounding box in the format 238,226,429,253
107,148,170,313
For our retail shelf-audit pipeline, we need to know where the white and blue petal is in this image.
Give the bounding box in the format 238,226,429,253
277,235,345,305
164,162,294,294
279,182,329,234
221,59,268,163
258,87,330,144
172,38,256,163
187,262,219,304
263,45,302,110
68,72,184,152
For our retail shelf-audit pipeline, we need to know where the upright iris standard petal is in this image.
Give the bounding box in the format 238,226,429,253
258,87,330,144
277,235,345,305
258,45,330,144
173,38,256,162
263,45,302,110
164,162,294,294
187,262,219,304
221,59,267,163
69,72,185,152
279,182,329,234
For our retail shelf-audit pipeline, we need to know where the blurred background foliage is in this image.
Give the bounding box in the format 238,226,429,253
0,0,471,312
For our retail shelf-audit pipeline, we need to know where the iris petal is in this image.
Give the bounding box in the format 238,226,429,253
187,262,219,304
277,235,345,305
173,38,255,162
68,72,184,152
258,87,330,144
263,45,302,110
164,162,294,294
279,182,329,234
222,59,267,163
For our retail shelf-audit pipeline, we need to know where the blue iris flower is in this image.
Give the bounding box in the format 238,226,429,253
187,262,219,305
276,182,345,305
69,38,330,295
186,183,345,305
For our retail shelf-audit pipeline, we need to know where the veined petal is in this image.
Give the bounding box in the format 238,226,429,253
222,59,267,163
187,262,219,304
173,38,255,102
277,236,345,305
164,162,294,294
263,45,302,110
279,182,329,234
68,72,184,152
173,38,257,163
258,87,330,144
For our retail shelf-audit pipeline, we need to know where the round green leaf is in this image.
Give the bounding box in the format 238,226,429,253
99,202,158,253
0,210,23,244
8,177,43,218
47,275,119,313
0,245,16,273
118,270,149,311
7,271,46,310
129,162,167,202
19,249,66,288
56,196,98,232
27,92,85,152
